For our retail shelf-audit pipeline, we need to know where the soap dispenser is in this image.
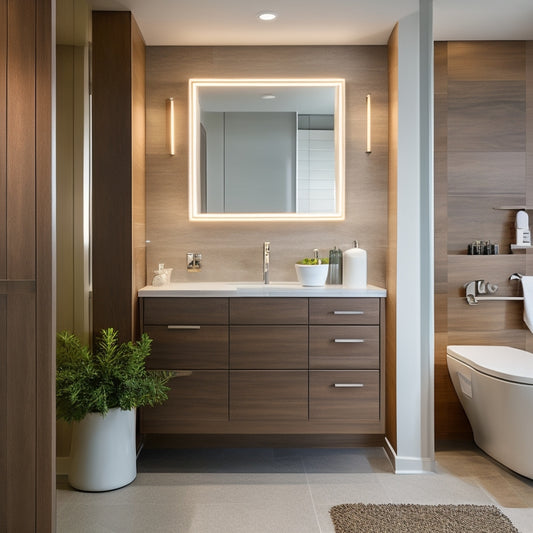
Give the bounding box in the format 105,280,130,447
328,246,343,284
343,241,367,288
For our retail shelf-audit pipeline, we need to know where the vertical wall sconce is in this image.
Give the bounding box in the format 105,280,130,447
167,97,175,156
366,94,372,153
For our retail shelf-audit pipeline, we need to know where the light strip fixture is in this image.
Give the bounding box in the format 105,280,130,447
167,97,175,156
366,94,371,153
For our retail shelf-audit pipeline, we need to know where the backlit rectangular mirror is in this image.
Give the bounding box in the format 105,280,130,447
189,79,345,221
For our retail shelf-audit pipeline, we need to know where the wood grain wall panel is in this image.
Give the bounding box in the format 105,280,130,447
448,330,526,350
447,41,526,81
447,195,523,254
92,11,146,343
527,42,533,203
131,16,146,340
385,25,398,452
448,298,524,332
7,0,36,280
0,295,6,528
0,0,6,279
448,255,526,297
448,152,525,196
0,1,54,529
7,293,36,531
145,45,388,286
448,81,526,152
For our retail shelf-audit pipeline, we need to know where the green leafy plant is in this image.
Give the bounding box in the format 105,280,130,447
297,257,329,265
56,328,172,422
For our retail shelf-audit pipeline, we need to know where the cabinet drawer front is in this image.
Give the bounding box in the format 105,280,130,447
143,297,228,325
309,326,379,369
309,298,379,325
230,371,308,420
309,370,379,420
230,326,308,369
144,325,228,369
141,371,228,430
230,298,308,325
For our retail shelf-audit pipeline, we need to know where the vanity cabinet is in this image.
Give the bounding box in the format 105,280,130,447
140,295,385,440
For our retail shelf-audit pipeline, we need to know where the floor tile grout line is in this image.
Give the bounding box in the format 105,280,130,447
303,457,327,533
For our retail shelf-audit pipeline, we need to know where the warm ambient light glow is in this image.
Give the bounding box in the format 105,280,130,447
366,94,371,153
188,78,345,222
257,12,277,21
167,97,175,156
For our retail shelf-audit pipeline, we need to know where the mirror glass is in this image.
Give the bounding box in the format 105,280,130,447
189,79,345,221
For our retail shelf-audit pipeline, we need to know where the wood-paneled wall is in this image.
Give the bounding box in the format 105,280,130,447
145,46,388,286
0,0,55,530
435,41,533,439
92,11,146,343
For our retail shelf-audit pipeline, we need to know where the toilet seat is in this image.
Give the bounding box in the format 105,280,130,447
447,345,533,385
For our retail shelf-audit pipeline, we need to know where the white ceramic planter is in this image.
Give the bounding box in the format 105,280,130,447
68,408,136,492
295,263,329,287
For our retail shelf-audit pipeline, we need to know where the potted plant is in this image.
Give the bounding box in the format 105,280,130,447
56,328,172,492
295,254,330,287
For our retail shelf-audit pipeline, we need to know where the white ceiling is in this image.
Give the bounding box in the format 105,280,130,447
87,0,533,46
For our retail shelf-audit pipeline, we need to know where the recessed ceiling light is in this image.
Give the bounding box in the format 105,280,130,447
261,94,276,100
257,11,277,22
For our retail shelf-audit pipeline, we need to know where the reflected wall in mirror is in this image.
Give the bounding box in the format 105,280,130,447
189,79,345,221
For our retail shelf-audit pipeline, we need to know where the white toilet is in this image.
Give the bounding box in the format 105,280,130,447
447,345,533,479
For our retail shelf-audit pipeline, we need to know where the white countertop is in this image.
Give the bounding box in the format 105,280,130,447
138,282,386,298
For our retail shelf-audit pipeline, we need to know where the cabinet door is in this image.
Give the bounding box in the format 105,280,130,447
309,326,379,369
230,326,308,369
230,298,308,325
144,325,228,369
141,371,229,432
309,370,379,420
309,298,379,325
230,371,308,420
143,297,228,325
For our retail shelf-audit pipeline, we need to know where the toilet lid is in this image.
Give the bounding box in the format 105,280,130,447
447,345,533,385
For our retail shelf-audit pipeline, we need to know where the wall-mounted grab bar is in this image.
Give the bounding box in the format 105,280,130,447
465,273,525,305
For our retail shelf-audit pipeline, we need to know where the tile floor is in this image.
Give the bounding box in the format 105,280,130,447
56,444,533,533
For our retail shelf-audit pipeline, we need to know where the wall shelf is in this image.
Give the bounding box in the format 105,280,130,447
494,206,533,210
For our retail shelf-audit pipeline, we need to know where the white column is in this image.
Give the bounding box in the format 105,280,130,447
389,0,435,473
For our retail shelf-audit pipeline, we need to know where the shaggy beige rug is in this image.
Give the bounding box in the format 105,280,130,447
329,503,518,533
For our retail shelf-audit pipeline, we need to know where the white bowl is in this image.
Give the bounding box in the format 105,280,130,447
295,264,329,287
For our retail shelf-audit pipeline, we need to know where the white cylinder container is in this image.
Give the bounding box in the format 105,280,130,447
69,408,137,492
343,242,367,288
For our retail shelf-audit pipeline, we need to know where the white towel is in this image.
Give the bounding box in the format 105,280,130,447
522,276,533,333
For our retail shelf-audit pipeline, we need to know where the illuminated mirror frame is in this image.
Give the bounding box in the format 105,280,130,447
189,78,345,221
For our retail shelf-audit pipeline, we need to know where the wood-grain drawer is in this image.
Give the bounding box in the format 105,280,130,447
144,325,228,369
229,371,308,420
230,326,308,369
230,298,308,325
143,297,228,325
309,298,379,325
309,326,379,369
309,370,379,420
140,371,228,431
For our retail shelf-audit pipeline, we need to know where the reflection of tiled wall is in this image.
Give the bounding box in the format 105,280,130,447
145,46,388,284
434,41,533,439
297,130,335,213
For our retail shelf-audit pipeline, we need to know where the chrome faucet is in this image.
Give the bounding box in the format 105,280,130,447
263,241,271,284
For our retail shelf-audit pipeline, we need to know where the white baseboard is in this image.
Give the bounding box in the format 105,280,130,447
385,438,435,474
56,456,70,476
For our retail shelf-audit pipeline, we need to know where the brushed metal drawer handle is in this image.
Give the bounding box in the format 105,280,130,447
333,311,364,315
334,338,364,343
167,325,201,330
334,383,364,388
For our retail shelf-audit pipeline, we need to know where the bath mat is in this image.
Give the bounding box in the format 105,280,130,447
329,503,518,533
